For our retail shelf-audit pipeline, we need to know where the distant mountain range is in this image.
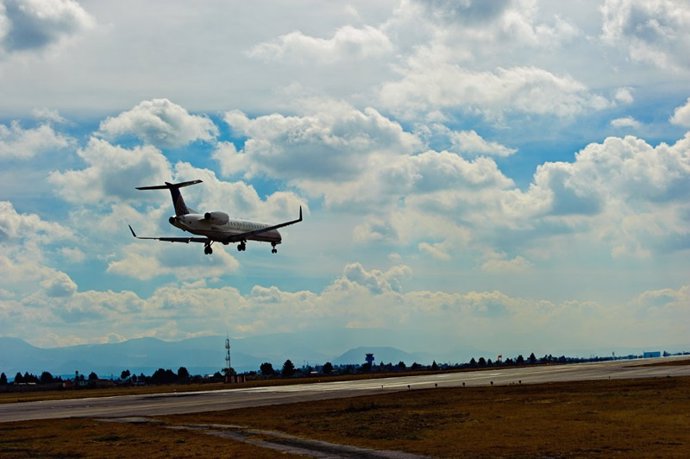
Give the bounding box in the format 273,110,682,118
0,329,487,377
3,329,680,379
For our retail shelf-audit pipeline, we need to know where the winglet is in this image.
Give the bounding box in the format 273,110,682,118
128,225,137,238
298,206,303,222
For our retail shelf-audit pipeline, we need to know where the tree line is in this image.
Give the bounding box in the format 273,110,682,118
2,350,685,388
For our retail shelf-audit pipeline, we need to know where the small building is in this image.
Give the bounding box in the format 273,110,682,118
643,351,661,358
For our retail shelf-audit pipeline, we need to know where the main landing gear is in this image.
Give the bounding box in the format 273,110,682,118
204,241,213,255
237,241,246,252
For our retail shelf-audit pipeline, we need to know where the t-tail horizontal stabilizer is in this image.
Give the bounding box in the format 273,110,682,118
136,179,202,216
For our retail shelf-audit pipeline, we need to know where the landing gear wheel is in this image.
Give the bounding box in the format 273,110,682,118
204,245,213,255
272,248,277,254
237,242,246,252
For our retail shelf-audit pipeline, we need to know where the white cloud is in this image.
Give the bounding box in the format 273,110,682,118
407,0,579,49
670,97,690,127
380,64,610,119
352,131,690,264
614,87,634,104
0,200,72,243
248,25,393,63
518,134,690,257
107,242,240,281
97,99,219,149
0,121,72,159
219,102,420,184
601,0,690,70
610,116,641,129
334,262,411,294
49,137,171,204
7,260,688,351
353,218,398,244
450,130,517,157
0,250,76,302
41,271,77,297
31,107,67,124
481,251,532,273
0,0,94,53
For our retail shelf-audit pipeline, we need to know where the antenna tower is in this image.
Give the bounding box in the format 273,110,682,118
225,336,231,375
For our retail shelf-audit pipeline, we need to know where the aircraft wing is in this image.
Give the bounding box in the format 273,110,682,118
128,225,208,244
221,206,303,243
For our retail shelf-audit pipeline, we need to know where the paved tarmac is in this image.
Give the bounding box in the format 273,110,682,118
1,358,689,423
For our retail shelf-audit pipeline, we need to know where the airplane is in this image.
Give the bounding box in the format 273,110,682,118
128,179,302,255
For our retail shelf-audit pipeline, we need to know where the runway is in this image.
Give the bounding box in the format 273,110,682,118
1,358,689,423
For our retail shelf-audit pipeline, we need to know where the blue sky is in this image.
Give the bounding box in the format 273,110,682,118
1,0,689,356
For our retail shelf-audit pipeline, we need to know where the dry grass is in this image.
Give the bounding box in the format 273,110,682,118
3,376,690,457
0,418,299,458
171,376,690,458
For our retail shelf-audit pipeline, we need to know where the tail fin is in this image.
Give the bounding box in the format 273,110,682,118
136,179,202,216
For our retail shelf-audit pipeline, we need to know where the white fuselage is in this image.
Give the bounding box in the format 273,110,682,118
171,214,282,244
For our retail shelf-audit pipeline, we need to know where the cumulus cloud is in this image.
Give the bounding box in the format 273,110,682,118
218,102,420,183
49,137,170,204
481,251,532,273
352,131,690,264
41,271,77,297
107,242,240,281
0,250,76,301
31,107,67,124
601,0,690,70
449,130,517,157
670,97,690,127
380,64,610,119
97,99,219,149
10,259,686,351
211,96,690,264
610,116,641,129
353,219,398,244
0,200,72,243
614,87,634,104
511,134,690,257
0,121,72,159
0,0,93,53
635,285,690,311
248,25,392,63
335,262,411,294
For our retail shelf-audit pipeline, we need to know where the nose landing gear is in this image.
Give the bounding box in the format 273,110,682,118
271,242,278,254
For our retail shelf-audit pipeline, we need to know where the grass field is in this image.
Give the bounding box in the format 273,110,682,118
2,375,689,457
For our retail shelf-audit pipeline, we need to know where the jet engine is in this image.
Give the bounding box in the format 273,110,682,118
203,211,229,225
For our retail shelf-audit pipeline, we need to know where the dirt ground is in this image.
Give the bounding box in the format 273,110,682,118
2,376,689,458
